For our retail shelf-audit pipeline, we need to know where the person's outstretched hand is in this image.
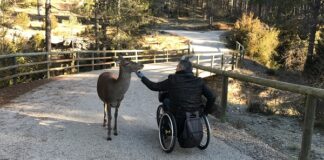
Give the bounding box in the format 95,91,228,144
136,71,144,79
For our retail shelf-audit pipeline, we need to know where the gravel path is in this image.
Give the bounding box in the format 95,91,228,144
0,62,253,160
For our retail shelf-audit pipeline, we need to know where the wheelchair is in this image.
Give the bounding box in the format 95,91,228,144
156,92,211,153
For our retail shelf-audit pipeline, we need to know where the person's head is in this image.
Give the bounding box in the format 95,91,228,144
176,60,193,73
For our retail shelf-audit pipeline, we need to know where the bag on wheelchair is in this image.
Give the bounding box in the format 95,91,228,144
178,112,203,148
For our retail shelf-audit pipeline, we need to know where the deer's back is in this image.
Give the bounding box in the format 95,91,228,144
97,72,118,103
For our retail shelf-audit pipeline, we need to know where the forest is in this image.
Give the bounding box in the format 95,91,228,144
0,0,323,85
0,1,324,159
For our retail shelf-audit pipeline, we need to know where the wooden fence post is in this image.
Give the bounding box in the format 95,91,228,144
166,50,169,62
188,42,191,54
77,52,80,73
12,56,17,84
71,52,76,73
220,76,229,121
221,54,224,70
210,55,215,76
196,56,200,77
235,52,239,68
91,52,94,71
114,51,117,67
211,55,215,68
135,51,138,63
231,52,235,70
47,52,51,78
299,95,317,160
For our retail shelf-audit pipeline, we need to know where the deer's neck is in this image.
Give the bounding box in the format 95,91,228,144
116,67,131,94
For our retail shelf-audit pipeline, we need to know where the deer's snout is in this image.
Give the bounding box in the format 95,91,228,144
139,64,144,69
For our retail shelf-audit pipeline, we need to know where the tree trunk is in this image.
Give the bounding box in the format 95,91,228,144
102,22,108,49
304,0,321,72
177,0,181,18
95,0,99,50
204,0,208,20
45,0,51,52
258,2,262,18
37,0,40,16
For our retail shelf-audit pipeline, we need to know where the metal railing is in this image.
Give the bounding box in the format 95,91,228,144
192,63,323,160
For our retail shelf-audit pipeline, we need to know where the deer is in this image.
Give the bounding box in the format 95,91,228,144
97,55,143,141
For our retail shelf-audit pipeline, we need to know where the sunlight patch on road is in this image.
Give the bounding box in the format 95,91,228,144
122,115,137,122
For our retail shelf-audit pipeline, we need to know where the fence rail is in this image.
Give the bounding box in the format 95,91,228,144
0,48,190,84
192,63,323,160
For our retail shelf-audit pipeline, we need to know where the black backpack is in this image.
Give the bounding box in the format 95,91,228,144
178,112,203,148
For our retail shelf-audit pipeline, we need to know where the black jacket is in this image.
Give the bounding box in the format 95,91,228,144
141,70,216,114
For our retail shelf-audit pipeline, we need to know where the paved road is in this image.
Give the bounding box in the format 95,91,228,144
163,30,234,77
163,30,232,53
0,63,253,160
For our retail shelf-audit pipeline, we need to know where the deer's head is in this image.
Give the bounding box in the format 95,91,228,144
115,55,144,72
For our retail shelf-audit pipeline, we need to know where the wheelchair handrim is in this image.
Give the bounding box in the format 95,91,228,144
158,114,175,151
199,115,211,148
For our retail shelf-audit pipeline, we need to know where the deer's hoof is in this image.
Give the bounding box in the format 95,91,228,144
107,137,112,141
102,124,106,127
114,132,118,136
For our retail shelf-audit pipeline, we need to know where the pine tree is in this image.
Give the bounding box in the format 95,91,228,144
313,28,324,77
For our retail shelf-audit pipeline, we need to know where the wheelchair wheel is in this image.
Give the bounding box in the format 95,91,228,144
198,115,211,150
156,105,164,126
158,112,177,153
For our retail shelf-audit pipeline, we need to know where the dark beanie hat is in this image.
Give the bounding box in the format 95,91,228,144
178,59,193,73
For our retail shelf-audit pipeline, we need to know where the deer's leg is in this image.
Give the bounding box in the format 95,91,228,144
113,103,120,136
107,104,112,141
103,103,107,127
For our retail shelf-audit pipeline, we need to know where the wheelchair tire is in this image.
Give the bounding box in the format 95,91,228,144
198,115,211,150
158,112,177,153
156,105,164,126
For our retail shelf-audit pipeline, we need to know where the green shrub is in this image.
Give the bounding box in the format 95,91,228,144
63,15,80,26
71,0,94,17
279,35,307,72
15,35,29,52
50,15,59,29
28,33,45,51
20,0,39,7
14,12,30,29
231,13,280,67
42,15,59,30
0,38,17,54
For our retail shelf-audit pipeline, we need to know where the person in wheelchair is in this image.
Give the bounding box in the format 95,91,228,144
136,58,216,149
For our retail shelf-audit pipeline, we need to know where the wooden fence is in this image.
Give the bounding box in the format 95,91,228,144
0,48,190,85
192,63,324,160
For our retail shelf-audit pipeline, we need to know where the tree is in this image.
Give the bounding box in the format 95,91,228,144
0,0,11,54
93,0,150,50
45,0,51,52
14,12,30,29
313,28,324,77
304,0,321,73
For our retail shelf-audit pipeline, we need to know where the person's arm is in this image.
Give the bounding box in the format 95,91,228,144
202,84,216,113
136,71,169,91
141,76,169,91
